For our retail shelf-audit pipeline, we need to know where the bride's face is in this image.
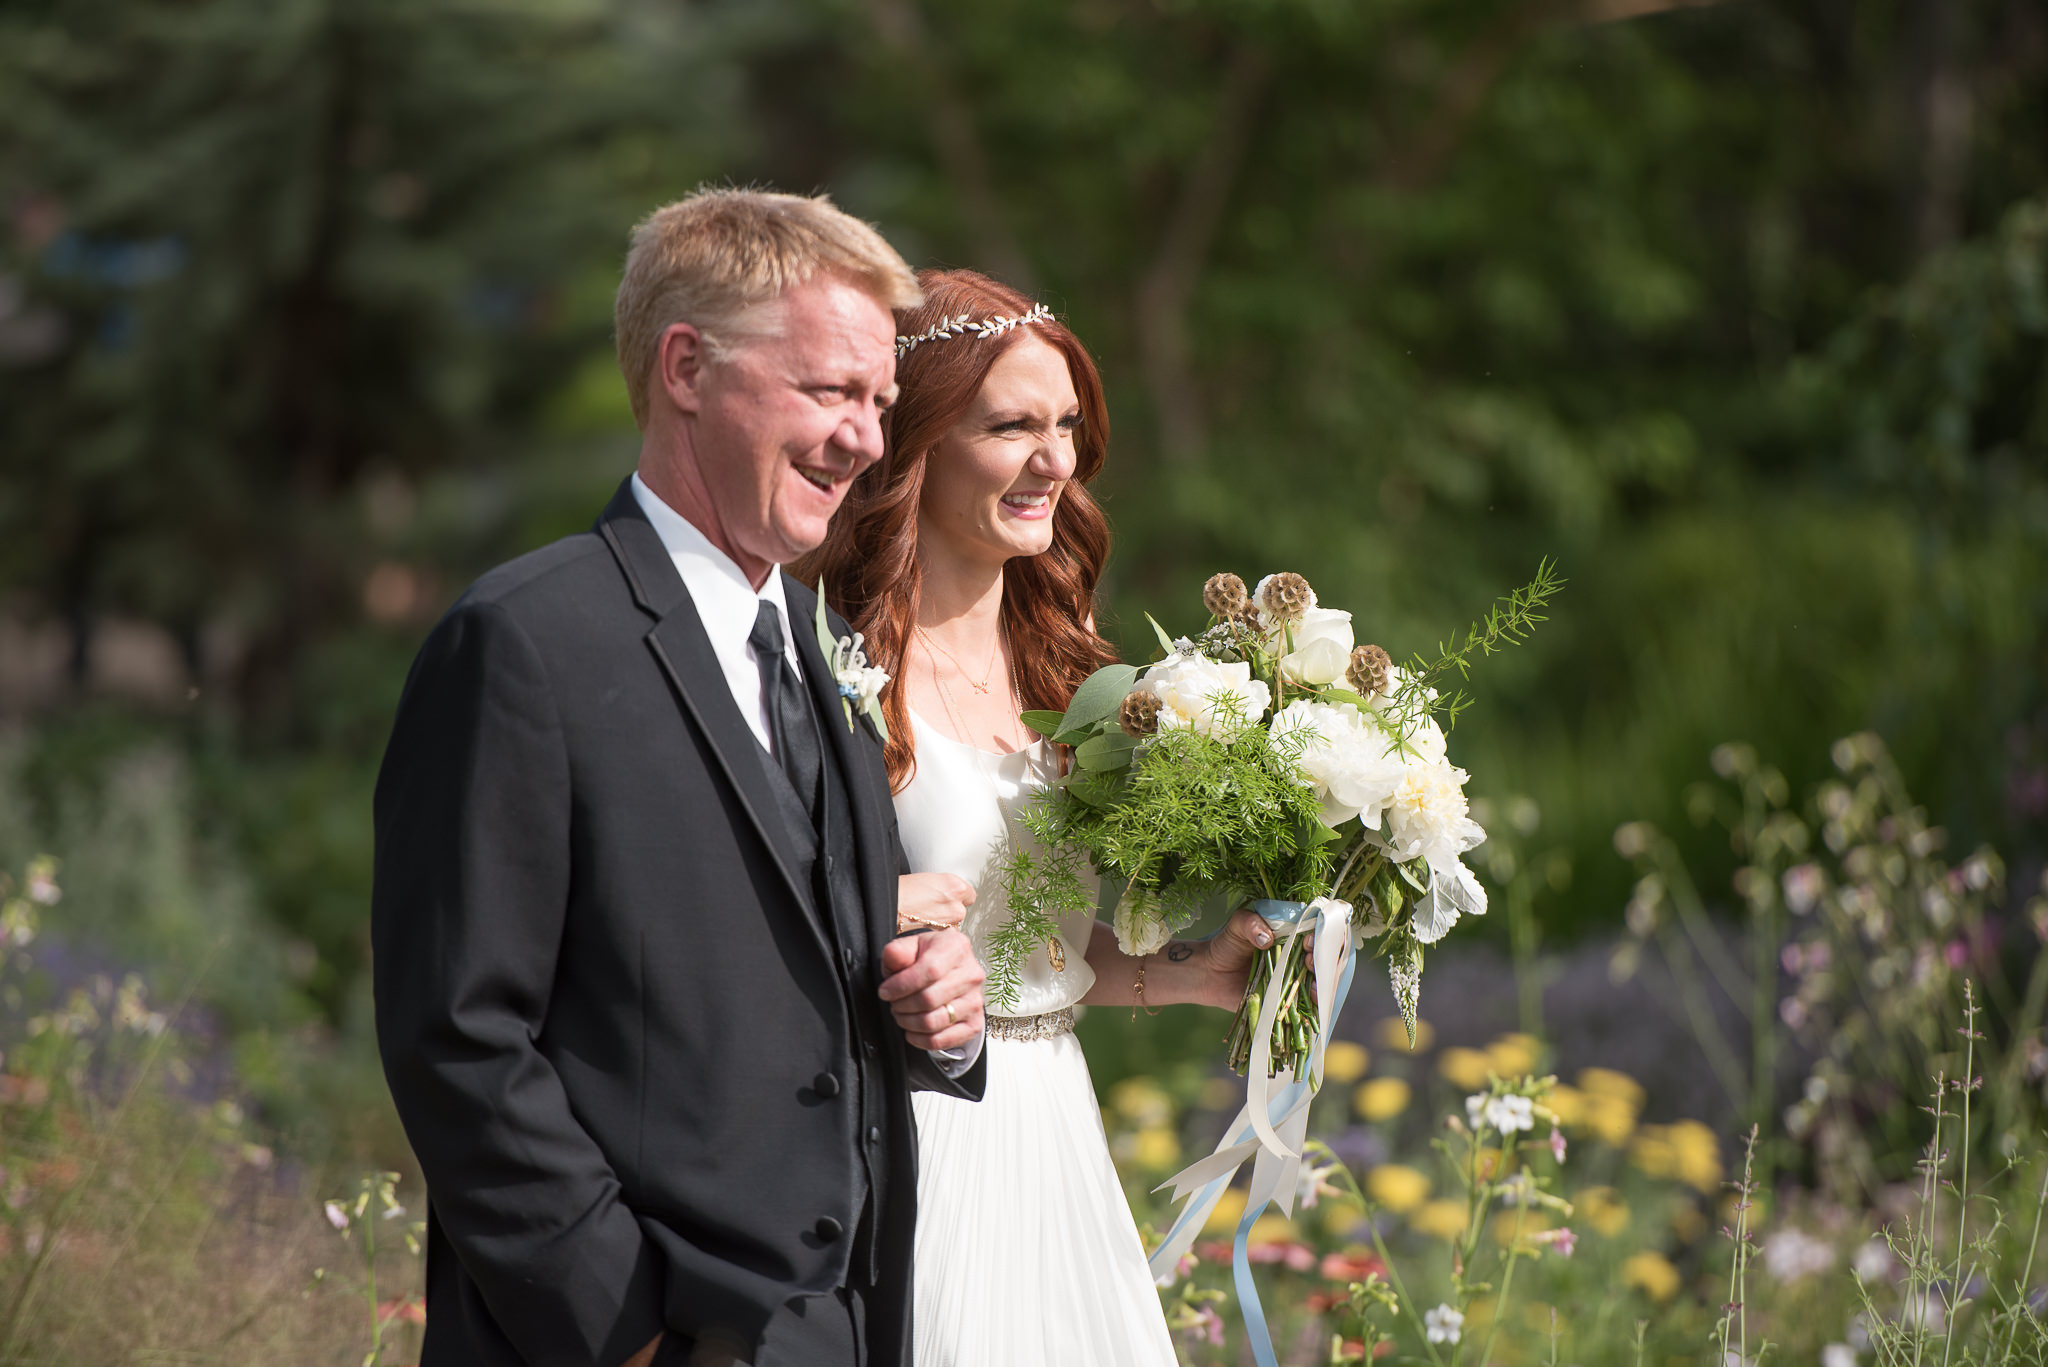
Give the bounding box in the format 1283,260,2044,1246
918,335,1081,572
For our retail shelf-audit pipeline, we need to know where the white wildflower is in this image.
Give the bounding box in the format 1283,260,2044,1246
1466,1092,1534,1134
1760,1227,1836,1283
1424,1304,1463,1344
1850,1237,1895,1283
1821,1345,1856,1367
323,1200,350,1232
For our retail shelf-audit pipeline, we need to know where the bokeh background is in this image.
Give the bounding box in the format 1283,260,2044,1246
0,0,2044,1361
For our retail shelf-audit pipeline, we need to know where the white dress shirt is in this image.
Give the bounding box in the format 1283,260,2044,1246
630,473,981,1076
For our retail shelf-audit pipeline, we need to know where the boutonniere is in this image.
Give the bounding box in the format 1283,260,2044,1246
814,580,890,741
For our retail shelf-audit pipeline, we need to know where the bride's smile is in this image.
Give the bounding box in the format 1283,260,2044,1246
918,335,1082,567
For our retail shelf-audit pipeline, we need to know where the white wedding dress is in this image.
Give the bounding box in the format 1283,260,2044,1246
897,711,1178,1367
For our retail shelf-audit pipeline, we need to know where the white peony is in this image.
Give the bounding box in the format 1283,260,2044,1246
1273,607,1354,686
1384,761,1486,880
1140,654,1272,740
1268,699,1405,829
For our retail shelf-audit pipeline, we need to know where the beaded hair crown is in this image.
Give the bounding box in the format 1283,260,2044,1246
894,302,1054,360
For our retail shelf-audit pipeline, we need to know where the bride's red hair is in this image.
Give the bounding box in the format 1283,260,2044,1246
794,268,1117,792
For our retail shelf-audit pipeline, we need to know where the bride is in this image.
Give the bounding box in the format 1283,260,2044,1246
797,269,1274,1365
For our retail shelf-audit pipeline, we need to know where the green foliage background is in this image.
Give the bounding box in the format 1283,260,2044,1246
0,0,2043,1147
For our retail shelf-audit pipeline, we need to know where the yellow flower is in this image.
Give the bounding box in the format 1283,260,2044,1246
1439,1047,1492,1090
1485,1033,1541,1078
1489,1209,1553,1247
1577,1067,1645,1108
1545,1084,1587,1127
1109,1077,1174,1127
1354,1077,1411,1122
1670,1202,1707,1244
1365,1164,1431,1213
1574,1186,1631,1238
1247,1213,1298,1246
1131,1127,1181,1170
1204,1188,1249,1234
1629,1128,1677,1182
1375,1016,1435,1052
1583,1094,1638,1146
1666,1120,1721,1193
1409,1199,1470,1241
1620,1250,1681,1302
1324,1041,1371,1083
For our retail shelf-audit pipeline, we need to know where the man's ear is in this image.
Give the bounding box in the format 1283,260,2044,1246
656,322,710,416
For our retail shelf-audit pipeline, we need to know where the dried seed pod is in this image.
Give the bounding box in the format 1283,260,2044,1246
1257,571,1314,621
1118,689,1163,738
1202,572,1250,620
1348,644,1394,696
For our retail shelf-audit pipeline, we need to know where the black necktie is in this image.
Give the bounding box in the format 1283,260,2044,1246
750,599,822,821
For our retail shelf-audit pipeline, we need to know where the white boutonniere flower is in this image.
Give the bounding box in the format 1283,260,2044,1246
814,581,890,740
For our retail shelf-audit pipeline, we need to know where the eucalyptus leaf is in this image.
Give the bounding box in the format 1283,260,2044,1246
1021,709,1068,738
1145,612,1177,658
1074,731,1139,771
1058,663,1139,733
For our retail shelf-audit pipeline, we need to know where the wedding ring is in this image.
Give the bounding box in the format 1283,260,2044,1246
944,1001,958,1025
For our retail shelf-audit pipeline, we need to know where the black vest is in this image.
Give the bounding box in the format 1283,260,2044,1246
753,676,890,1282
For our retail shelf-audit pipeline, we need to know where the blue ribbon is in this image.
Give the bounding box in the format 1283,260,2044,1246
1152,897,1364,1367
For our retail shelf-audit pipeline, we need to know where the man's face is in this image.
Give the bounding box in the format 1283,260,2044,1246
688,275,897,581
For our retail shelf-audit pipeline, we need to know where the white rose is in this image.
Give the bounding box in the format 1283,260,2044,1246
1141,654,1273,740
1269,699,1405,829
1383,760,1486,880
1274,607,1354,686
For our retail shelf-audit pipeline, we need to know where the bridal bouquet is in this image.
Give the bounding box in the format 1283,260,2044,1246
994,562,1561,1080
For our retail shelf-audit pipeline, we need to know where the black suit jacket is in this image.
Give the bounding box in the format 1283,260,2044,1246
371,479,983,1367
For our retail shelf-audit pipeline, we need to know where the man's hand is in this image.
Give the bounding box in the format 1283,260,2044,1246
878,928,986,1050
619,1332,661,1367
896,871,974,935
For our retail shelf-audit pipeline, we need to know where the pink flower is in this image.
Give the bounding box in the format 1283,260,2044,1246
1192,1305,1225,1346
1549,1127,1567,1164
1535,1226,1577,1258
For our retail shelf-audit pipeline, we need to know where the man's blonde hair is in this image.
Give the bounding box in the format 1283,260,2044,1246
614,187,922,429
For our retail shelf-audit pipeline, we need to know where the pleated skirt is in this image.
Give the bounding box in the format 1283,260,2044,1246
909,1029,1179,1367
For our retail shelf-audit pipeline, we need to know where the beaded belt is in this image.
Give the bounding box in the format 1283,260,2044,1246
984,1006,1076,1043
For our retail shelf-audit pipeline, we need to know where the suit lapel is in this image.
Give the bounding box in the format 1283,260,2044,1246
594,482,826,946
785,575,896,946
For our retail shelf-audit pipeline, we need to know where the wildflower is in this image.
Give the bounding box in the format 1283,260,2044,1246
1760,1227,1835,1282
1440,1047,1491,1089
24,858,60,905
1549,1127,1567,1163
1374,1016,1434,1052
1409,1200,1469,1241
1245,1214,1299,1248
323,1201,350,1232
1324,1041,1370,1083
1201,1189,1249,1235
1574,1187,1630,1237
1298,1155,1343,1209
1485,1033,1540,1076
1320,1249,1384,1282
1353,1077,1410,1122
1621,1250,1681,1301
1184,1303,1225,1347
1365,1165,1430,1214
1850,1237,1895,1283
1820,1346,1856,1367
1109,1077,1174,1127
1467,1092,1534,1135
1424,1304,1464,1344
1533,1226,1577,1258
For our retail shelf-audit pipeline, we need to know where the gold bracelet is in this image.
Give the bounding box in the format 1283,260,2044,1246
1131,956,1162,1020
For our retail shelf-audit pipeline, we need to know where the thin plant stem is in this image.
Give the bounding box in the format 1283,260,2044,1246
1996,1160,2048,1363
1939,985,1979,1367
1475,1199,1529,1367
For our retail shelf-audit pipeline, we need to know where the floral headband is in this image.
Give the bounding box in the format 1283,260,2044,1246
893,302,1054,360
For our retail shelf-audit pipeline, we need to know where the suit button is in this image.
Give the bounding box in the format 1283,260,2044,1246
814,1072,841,1098
842,946,857,970
815,1216,844,1242
864,1041,878,1058
867,1126,881,1144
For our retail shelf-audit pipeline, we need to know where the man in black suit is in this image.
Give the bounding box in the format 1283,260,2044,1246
372,188,987,1367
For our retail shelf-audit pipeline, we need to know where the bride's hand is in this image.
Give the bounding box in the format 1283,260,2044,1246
897,871,975,935
1199,908,1276,1007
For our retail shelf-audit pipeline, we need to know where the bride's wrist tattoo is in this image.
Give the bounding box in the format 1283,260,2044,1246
1165,942,1196,962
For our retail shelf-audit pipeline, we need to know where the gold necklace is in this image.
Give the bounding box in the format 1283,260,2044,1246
915,622,1001,694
